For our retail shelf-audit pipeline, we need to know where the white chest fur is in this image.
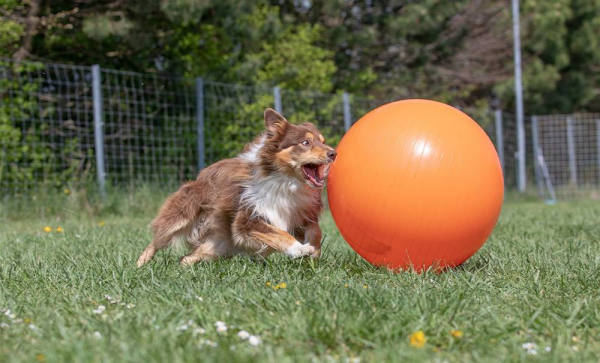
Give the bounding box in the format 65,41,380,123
241,174,316,232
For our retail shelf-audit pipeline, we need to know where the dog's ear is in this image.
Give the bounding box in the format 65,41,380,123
264,108,288,129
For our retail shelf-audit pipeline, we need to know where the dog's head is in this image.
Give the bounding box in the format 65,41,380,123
259,108,336,188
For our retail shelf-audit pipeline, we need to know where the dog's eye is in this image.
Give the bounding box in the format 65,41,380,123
301,139,311,146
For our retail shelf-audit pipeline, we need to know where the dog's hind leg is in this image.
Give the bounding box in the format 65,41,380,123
137,209,193,267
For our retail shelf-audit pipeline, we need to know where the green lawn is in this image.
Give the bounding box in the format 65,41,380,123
1,192,599,362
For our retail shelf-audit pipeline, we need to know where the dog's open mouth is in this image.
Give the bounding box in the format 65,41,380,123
301,163,329,188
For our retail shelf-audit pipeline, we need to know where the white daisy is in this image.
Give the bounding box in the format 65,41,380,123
248,335,261,346
215,321,227,333
92,305,106,314
237,330,250,340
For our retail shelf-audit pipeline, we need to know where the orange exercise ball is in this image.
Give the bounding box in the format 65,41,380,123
327,99,503,271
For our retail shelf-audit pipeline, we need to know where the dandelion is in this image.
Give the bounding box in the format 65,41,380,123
248,335,261,346
56,227,63,232
92,305,106,314
409,331,427,348
35,353,45,362
93,331,102,339
24,318,32,324
43,226,52,233
63,188,70,195
344,283,349,288
274,282,287,290
265,282,271,287
450,329,463,338
237,330,250,340
98,221,106,227
363,284,368,289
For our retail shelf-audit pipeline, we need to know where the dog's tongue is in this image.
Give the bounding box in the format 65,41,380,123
303,164,323,185
305,165,318,180
317,164,326,180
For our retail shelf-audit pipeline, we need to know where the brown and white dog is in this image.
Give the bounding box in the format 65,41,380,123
136,108,337,266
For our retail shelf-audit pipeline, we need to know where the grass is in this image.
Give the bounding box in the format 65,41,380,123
0,189,599,362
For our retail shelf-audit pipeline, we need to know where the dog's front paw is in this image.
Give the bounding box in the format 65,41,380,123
284,241,315,258
310,248,321,259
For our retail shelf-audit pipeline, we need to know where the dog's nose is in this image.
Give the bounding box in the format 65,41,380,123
327,150,337,162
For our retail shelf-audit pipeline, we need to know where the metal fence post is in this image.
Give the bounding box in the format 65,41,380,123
494,109,505,175
597,120,600,182
531,116,544,195
196,77,205,171
512,0,526,193
91,64,106,198
343,92,352,132
273,86,282,114
566,116,577,186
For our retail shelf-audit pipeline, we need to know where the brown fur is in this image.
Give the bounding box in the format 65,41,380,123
136,108,336,267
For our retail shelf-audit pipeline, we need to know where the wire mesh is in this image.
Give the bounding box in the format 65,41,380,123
534,113,600,197
100,69,197,187
0,59,96,195
203,81,272,164
2,59,600,200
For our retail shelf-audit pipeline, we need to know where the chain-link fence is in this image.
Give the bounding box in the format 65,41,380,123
532,114,600,198
495,111,600,199
3,58,599,200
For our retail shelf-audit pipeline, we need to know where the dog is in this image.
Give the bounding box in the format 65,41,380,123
136,108,337,266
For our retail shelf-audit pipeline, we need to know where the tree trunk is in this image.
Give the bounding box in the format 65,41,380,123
12,0,42,61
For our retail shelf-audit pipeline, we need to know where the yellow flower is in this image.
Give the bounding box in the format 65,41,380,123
43,226,52,233
450,329,463,338
410,330,427,348
63,188,70,195
56,227,63,232
98,221,106,227
24,318,32,324
265,281,271,287
277,282,287,289
344,283,349,288
36,354,45,362
363,284,368,289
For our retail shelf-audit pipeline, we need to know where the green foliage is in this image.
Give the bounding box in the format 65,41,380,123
160,0,211,25
3,0,600,114
252,24,336,92
82,12,134,40
0,61,85,193
0,20,23,56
